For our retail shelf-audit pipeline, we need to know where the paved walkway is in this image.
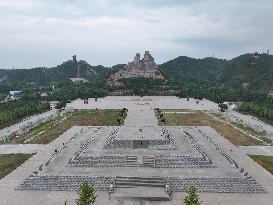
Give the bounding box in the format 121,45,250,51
68,96,218,110
240,146,273,156
1,96,273,205
124,106,158,126
0,144,45,154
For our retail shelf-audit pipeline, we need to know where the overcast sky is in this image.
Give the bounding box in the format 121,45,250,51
0,0,273,69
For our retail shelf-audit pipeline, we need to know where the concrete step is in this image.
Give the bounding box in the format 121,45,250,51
116,182,164,188
126,164,137,167
142,156,155,167
116,176,164,180
125,155,155,167
142,164,154,167
125,155,137,167
115,176,165,188
111,187,170,201
116,178,164,183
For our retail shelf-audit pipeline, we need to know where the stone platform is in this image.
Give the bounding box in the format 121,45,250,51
1,97,273,205
15,126,266,195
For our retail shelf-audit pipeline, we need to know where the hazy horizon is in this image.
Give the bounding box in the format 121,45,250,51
1,0,273,69
2,51,272,70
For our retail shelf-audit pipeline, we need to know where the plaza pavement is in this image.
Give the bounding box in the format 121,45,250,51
69,96,273,139
67,96,219,111
0,96,273,205
124,107,158,126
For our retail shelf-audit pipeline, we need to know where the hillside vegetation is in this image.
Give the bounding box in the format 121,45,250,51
0,100,49,129
0,53,272,104
160,53,273,103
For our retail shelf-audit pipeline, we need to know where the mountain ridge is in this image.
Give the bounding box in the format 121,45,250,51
0,53,272,102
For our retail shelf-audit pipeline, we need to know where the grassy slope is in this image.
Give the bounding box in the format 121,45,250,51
12,109,126,144
158,110,265,146
0,154,33,179
238,109,273,126
249,155,273,175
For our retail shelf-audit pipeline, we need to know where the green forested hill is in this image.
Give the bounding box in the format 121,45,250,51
159,53,273,102
160,53,273,90
0,59,119,101
219,54,273,92
0,53,272,103
159,56,227,87
0,70,7,79
4,60,111,85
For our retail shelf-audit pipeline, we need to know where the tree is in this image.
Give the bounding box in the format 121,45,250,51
64,199,68,205
184,186,202,205
76,182,96,205
218,103,228,112
55,101,66,109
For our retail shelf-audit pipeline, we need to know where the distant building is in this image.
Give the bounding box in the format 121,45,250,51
224,102,241,109
9,91,21,97
40,92,48,97
72,55,77,63
69,78,89,83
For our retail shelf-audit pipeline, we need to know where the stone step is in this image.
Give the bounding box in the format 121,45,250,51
115,179,164,185
142,164,154,167
111,187,170,201
126,155,137,158
125,155,137,167
142,156,154,158
143,159,154,162
116,177,164,182
117,176,163,180
115,176,165,188
142,156,155,167
126,159,137,162
126,164,137,167
116,182,164,188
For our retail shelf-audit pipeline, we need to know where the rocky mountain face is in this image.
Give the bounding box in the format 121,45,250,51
108,51,163,85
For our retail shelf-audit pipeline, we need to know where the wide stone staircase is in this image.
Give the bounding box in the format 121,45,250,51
115,176,165,188
142,156,155,167
125,155,155,168
112,176,169,201
125,155,138,167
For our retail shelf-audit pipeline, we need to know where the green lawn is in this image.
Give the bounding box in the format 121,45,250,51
9,109,127,144
0,154,33,180
249,155,273,175
157,109,267,146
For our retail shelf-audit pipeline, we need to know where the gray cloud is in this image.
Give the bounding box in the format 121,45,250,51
0,0,272,69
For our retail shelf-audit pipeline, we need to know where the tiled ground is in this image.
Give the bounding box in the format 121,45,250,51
0,97,273,205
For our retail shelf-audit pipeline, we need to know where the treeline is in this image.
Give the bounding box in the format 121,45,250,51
119,77,165,96
47,83,108,102
160,54,273,94
160,53,273,105
176,86,272,104
0,100,50,129
238,102,273,125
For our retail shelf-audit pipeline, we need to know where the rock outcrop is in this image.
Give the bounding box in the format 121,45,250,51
108,51,163,85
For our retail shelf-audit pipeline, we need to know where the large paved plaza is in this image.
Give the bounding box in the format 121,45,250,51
0,96,273,205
